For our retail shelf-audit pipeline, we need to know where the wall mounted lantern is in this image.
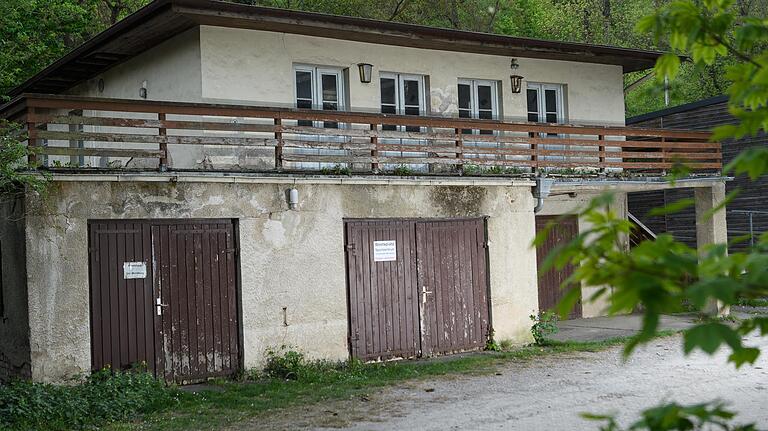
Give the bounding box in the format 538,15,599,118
510,75,524,93
357,63,373,83
509,58,523,93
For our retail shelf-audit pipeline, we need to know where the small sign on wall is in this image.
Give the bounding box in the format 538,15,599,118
373,240,397,262
123,262,147,280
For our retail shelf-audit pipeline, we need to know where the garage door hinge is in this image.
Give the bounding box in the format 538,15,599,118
345,244,355,252
224,247,239,256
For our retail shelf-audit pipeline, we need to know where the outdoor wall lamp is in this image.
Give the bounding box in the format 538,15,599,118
510,58,523,93
510,75,524,93
288,188,299,210
357,63,373,83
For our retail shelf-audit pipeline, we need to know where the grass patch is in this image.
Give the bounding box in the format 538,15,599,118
108,331,680,430
0,369,177,431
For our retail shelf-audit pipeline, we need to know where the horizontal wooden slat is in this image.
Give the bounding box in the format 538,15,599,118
10,93,723,173
40,147,164,158
17,93,712,139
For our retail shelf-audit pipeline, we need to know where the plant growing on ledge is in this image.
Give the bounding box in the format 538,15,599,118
320,164,352,176
391,165,415,176
0,120,49,197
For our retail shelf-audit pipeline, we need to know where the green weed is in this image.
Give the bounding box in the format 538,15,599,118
0,368,177,431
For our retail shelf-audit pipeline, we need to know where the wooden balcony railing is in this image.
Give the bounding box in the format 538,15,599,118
1,94,721,176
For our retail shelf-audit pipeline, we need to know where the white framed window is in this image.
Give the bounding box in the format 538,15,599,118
292,65,348,169
380,73,426,132
458,79,499,135
294,65,346,127
526,83,565,125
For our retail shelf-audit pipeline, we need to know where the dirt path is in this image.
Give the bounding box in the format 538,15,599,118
239,334,768,430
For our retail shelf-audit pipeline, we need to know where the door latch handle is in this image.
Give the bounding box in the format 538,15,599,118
156,298,168,315
422,286,433,304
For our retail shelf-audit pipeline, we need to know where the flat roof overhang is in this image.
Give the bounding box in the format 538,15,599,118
8,0,664,97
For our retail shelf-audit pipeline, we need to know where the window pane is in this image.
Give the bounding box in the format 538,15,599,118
296,71,312,100
545,89,557,113
458,108,471,119
526,89,538,113
479,109,492,120
322,74,338,102
403,80,420,106
458,84,471,110
477,85,492,110
380,78,396,105
546,113,557,123
381,105,397,114
528,113,539,122
296,99,312,109
404,106,420,116
323,102,338,111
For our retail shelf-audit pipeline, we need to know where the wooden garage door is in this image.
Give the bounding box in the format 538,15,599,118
345,218,490,361
89,220,240,383
535,215,581,319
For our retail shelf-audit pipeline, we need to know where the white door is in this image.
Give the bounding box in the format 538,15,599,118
526,83,566,166
458,79,500,162
380,73,428,172
291,65,346,170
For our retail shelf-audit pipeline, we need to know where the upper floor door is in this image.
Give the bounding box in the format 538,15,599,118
294,65,346,127
527,83,566,165
380,73,428,171
458,79,499,135
526,83,565,125
293,65,347,169
380,73,426,132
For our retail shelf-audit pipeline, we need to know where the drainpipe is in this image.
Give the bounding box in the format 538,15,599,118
533,176,555,213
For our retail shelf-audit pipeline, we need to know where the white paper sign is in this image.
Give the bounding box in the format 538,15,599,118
123,262,147,280
373,240,397,262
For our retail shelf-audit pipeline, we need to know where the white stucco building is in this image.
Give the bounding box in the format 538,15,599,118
0,0,726,383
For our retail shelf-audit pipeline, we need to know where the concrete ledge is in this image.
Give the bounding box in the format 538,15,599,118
551,176,729,193
45,172,537,187
41,172,728,191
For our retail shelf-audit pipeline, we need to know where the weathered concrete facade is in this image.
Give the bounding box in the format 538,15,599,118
12,175,730,382
22,176,544,382
0,196,31,382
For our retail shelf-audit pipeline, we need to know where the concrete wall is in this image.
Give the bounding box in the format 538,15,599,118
69,25,625,125
0,196,31,382
537,191,628,318
199,26,626,125
23,179,541,382
70,28,202,101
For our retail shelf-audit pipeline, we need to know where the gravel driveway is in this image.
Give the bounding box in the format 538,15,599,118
247,333,768,430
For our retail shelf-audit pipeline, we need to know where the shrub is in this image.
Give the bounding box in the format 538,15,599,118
0,368,176,430
530,311,559,345
263,346,309,380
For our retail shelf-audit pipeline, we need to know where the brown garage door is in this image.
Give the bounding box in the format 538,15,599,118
535,215,581,319
88,219,240,383
345,218,490,361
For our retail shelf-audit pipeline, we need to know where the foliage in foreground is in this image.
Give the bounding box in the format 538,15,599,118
585,402,756,431
0,120,48,196
0,369,177,431
536,1,768,428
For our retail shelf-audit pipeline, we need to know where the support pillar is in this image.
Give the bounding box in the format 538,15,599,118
694,181,729,316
